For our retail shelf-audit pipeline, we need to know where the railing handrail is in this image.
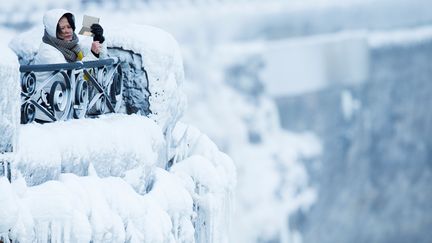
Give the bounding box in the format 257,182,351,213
19,57,119,73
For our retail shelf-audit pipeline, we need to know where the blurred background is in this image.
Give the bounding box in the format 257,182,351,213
1,0,432,242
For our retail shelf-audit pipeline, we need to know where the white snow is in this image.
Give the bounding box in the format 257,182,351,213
0,28,20,153
1,114,236,242
15,114,165,186
5,171,175,242
0,177,19,238
170,123,236,243
105,23,187,133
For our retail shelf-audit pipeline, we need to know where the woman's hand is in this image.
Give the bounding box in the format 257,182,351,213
91,41,101,55
91,24,105,43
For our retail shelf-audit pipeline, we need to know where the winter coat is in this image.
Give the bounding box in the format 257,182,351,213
33,9,105,65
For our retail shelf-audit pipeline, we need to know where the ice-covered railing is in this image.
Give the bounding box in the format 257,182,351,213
19,57,123,124
10,24,185,133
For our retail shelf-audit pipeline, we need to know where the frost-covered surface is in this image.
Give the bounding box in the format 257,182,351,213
0,28,20,153
14,114,165,186
105,24,186,133
1,170,175,242
170,123,236,243
2,172,174,242
0,117,235,242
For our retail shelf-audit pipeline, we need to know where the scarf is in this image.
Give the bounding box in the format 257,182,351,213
42,30,83,62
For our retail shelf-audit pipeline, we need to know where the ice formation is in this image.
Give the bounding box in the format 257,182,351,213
1,21,236,243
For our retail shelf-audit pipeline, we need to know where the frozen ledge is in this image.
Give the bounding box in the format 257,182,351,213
14,114,165,186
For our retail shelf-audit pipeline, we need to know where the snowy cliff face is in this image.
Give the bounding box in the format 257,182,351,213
277,37,432,243
1,22,236,243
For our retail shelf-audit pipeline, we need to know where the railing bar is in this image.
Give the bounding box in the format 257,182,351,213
83,69,104,93
30,100,56,122
19,58,118,73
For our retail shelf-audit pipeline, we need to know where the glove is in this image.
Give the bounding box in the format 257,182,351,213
91,23,103,36
91,24,105,43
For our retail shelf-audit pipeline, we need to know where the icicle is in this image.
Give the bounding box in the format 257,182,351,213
87,163,99,177
35,221,49,243
173,125,191,164
0,158,8,181
51,221,62,243
62,220,72,243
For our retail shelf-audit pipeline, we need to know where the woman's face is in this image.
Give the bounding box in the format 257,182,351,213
58,17,73,41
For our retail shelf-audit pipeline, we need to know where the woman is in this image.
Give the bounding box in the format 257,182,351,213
31,9,106,121
34,8,105,64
